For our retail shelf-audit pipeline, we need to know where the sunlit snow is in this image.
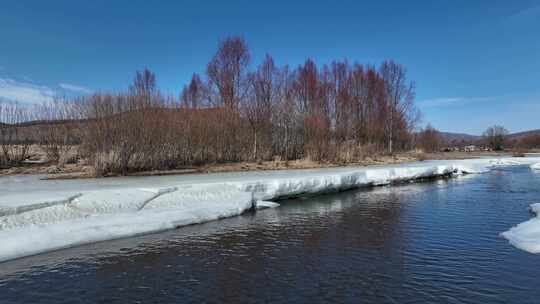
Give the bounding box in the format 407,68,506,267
501,203,540,253
1,157,539,262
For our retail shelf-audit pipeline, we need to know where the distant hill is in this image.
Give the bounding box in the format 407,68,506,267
439,129,540,146
507,129,540,141
439,132,481,145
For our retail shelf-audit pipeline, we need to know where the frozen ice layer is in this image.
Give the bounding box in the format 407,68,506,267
1,156,539,262
255,201,280,210
0,187,179,230
530,203,540,214
0,184,253,262
501,204,540,254
233,164,459,201
0,193,82,217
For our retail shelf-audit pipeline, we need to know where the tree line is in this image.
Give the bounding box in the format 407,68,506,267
1,36,421,175
416,124,540,153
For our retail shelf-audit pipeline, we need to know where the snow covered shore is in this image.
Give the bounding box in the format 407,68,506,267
0,157,538,262
501,203,540,253
499,161,540,253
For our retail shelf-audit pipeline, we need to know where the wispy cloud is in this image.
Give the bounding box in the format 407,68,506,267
418,96,495,108
21,75,34,82
59,83,92,94
0,78,56,104
506,5,540,23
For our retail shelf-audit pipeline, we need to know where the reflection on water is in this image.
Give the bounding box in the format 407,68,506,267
1,167,540,303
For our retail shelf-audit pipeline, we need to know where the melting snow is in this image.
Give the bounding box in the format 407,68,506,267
255,201,280,210
1,157,539,262
501,203,540,254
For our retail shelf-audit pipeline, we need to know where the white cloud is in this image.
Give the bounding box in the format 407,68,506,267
59,83,92,94
0,78,56,104
418,96,494,108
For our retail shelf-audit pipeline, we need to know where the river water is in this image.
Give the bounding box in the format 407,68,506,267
1,166,540,303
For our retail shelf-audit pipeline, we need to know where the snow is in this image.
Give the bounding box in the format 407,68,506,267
255,201,280,210
0,193,82,217
501,203,540,253
500,161,540,254
231,164,459,201
0,184,253,262
1,156,539,262
530,203,540,214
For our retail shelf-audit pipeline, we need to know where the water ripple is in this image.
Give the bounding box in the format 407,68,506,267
1,166,540,303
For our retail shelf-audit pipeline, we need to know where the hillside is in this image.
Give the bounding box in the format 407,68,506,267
507,129,540,141
439,132,481,144
440,129,540,147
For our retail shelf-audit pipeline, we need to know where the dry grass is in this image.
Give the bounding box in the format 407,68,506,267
2,150,521,180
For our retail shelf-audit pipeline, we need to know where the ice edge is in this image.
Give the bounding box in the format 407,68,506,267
0,157,537,262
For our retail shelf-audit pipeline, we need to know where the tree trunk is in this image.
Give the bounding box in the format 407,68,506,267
253,131,258,161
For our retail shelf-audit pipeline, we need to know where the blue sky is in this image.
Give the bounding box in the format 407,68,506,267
1,0,539,134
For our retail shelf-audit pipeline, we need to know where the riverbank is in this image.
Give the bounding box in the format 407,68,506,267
1,157,539,262
0,150,514,180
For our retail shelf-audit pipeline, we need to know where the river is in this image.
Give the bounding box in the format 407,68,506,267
1,165,540,303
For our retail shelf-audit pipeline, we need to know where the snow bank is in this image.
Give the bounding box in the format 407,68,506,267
0,156,538,262
233,164,461,201
531,163,540,170
0,188,179,230
0,184,252,262
0,193,82,217
501,204,540,253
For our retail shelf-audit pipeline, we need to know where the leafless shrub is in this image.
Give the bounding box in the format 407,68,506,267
517,134,540,150
0,101,34,166
418,124,441,153
35,98,79,165
483,125,508,151
1,36,424,175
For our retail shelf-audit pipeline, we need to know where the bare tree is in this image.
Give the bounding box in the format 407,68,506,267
293,59,332,160
245,54,280,160
180,73,207,109
272,65,303,160
36,98,78,165
129,68,157,107
329,60,352,143
483,125,508,151
379,60,416,154
0,101,34,166
418,124,441,153
207,36,250,109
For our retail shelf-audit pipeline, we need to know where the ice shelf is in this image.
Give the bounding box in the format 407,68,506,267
1,157,538,262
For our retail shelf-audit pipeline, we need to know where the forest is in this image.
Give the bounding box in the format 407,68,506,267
5,36,530,176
